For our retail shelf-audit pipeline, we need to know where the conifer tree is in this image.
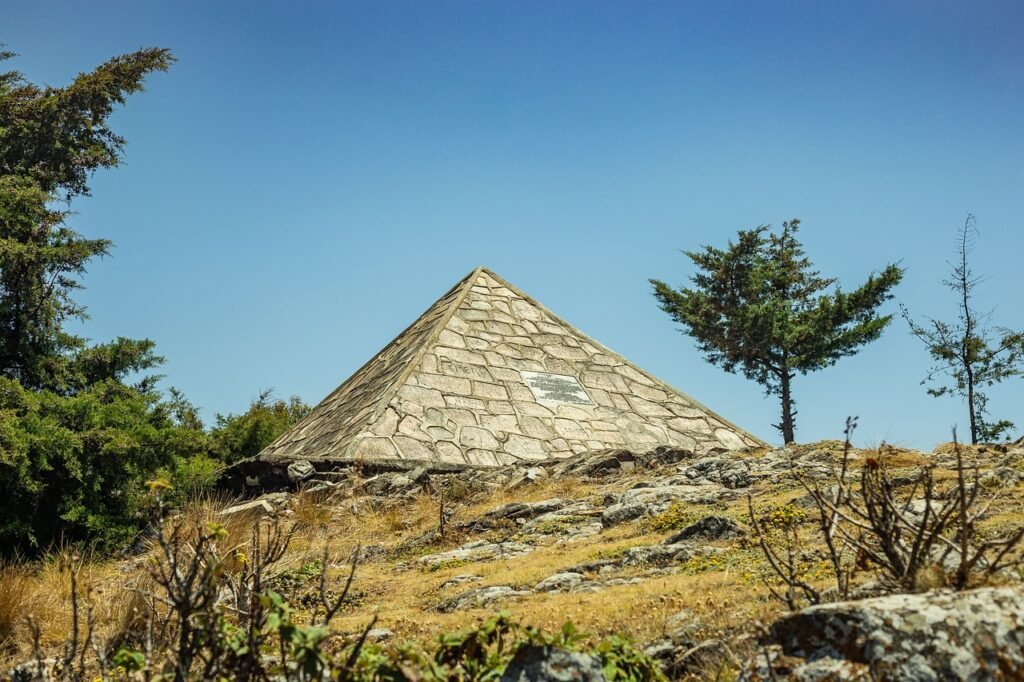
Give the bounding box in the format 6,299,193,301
901,215,1024,444
651,219,903,443
0,47,174,391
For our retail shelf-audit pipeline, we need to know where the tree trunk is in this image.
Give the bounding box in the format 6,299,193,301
779,371,796,444
966,367,979,444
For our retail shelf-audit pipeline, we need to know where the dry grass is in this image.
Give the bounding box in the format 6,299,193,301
3,441,1022,678
0,561,34,654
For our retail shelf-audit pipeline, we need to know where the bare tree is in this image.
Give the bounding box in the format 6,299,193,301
902,214,1024,443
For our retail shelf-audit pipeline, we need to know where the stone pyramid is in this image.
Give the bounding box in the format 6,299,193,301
259,267,763,467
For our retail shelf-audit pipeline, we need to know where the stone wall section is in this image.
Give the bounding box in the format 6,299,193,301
349,272,759,466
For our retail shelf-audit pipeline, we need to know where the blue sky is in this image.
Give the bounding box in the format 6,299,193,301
6,1,1023,448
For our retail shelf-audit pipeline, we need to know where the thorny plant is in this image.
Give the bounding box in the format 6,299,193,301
20,484,374,681
751,418,1024,610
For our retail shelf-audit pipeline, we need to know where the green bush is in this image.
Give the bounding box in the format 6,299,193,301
0,377,208,555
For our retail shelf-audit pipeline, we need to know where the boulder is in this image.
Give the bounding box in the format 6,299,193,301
620,543,690,567
507,466,549,490
742,586,1024,680
601,502,649,528
459,498,567,531
500,645,605,682
664,515,744,544
438,585,531,612
286,459,315,483
417,540,533,569
534,572,585,592
219,499,274,518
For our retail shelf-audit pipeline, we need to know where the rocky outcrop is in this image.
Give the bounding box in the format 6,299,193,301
741,587,1024,680
664,515,744,544
500,645,605,682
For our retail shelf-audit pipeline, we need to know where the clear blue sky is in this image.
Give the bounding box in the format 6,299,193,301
6,1,1023,448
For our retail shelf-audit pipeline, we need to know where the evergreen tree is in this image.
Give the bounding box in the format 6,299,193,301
0,47,173,391
210,390,312,464
651,219,903,443
0,48,189,555
901,215,1024,444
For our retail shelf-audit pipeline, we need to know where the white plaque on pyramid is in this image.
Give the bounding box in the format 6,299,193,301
521,371,593,406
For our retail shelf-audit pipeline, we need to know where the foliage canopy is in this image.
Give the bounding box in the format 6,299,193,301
651,219,903,443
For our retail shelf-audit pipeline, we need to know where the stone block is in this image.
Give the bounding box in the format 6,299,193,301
488,367,523,382
416,372,472,395
441,361,492,381
543,344,589,361
504,434,546,459
445,395,486,410
426,426,455,441
369,408,399,436
520,416,555,439
398,415,430,441
581,370,630,393
397,385,446,408
554,418,589,439
591,354,621,366
626,395,674,417
394,436,433,458
420,353,439,372
613,364,656,386
435,441,466,463
443,408,478,426
540,359,573,377
473,381,509,400
354,437,399,459
466,449,502,466
505,358,545,371
510,299,541,320
512,400,553,417
507,383,535,401
438,329,466,348
437,347,487,366
459,309,490,321
629,382,668,401
668,417,712,434
715,428,749,449
460,426,500,449
494,343,523,359
481,414,519,432
488,400,515,414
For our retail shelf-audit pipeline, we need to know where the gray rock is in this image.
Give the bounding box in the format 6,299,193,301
460,498,567,530
365,628,394,642
664,515,745,544
500,645,605,682
680,457,753,488
219,499,274,518
743,586,1024,680
601,502,649,528
620,543,690,567
8,659,55,682
507,466,549,489
440,574,483,589
287,459,315,483
438,585,531,612
534,572,585,592
417,540,534,569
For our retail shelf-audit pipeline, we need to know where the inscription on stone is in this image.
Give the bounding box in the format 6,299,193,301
521,371,593,406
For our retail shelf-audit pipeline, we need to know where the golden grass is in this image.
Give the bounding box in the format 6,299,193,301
0,561,34,654
2,441,1022,679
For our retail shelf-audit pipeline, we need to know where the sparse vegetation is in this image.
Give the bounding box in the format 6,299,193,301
902,214,1024,444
